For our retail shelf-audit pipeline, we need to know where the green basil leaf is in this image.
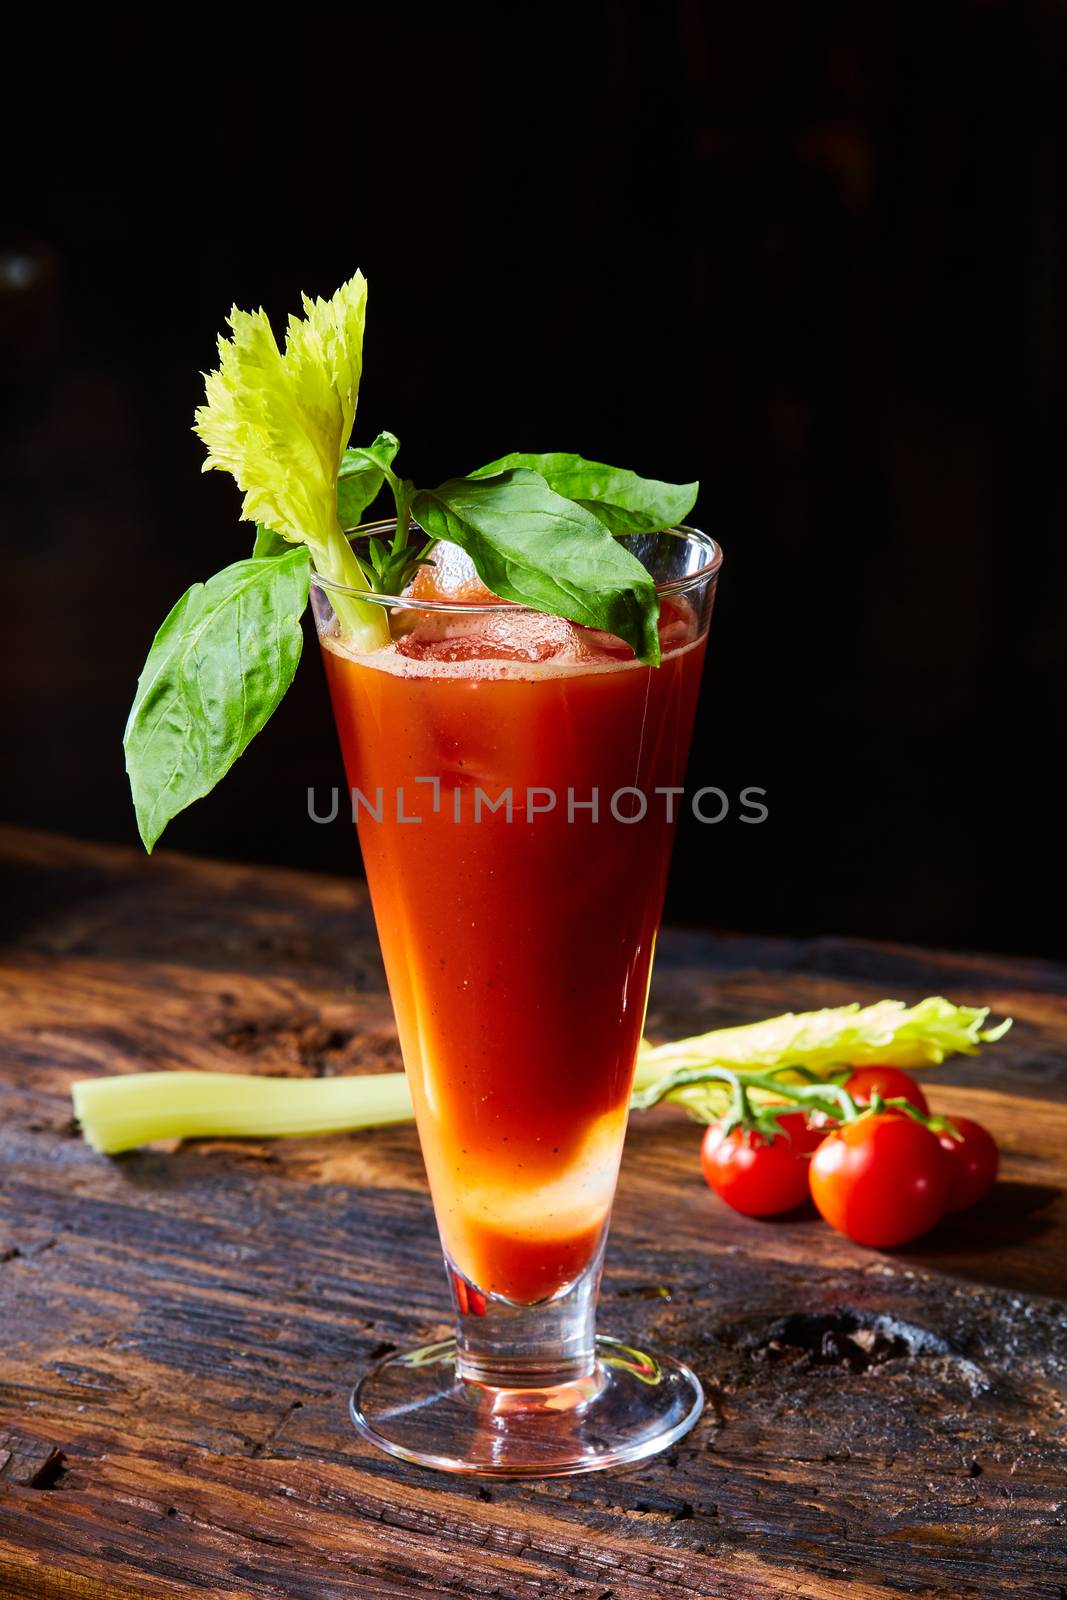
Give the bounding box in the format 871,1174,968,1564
124,548,310,851
252,524,292,559
411,469,660,664
337,430,400,529
471,452,698,536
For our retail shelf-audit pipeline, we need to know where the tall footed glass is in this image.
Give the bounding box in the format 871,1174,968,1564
311,524,721,1475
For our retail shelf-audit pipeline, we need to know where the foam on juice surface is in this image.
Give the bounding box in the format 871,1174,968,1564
323,623,703,679
321,541,697,675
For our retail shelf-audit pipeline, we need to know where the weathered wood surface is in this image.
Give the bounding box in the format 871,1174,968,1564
0,825,1064,1600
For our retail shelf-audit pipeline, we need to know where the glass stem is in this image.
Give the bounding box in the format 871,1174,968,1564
449,1235,607,1392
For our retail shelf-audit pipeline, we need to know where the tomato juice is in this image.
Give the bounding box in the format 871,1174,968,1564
321,592,707,1303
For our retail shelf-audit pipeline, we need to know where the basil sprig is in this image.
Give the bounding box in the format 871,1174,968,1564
337,431,401,530
126,443,697,850
125,549,310,851
470,452,698,537
411,469,661,665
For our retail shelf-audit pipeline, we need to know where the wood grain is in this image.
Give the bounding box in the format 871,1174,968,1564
0,825,1064,1599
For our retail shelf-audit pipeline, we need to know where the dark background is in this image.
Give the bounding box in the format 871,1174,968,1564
3,3,1065,957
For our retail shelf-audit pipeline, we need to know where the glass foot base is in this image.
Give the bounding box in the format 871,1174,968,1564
350,1335,704,1476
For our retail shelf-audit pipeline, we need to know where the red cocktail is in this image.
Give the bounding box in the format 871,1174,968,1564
312,524,720,1474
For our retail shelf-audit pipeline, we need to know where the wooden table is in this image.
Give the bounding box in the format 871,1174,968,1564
1,828,1064,1599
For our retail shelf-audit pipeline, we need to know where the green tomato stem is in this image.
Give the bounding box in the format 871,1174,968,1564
630,1061,944,1134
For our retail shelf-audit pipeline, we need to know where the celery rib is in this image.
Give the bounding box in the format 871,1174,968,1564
71,997,1011,1155
72,1071,413,1155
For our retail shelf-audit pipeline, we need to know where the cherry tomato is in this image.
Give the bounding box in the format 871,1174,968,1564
808,1112,948,1247
937,1117,999,1211
700,1112,820,1217
770,1110,827,1154
844,1066,929,1115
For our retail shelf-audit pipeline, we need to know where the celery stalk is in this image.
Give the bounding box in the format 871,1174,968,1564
71,997,1010,1156
632,996,1011,1122
315,520,390,651
72,1070,412,1155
